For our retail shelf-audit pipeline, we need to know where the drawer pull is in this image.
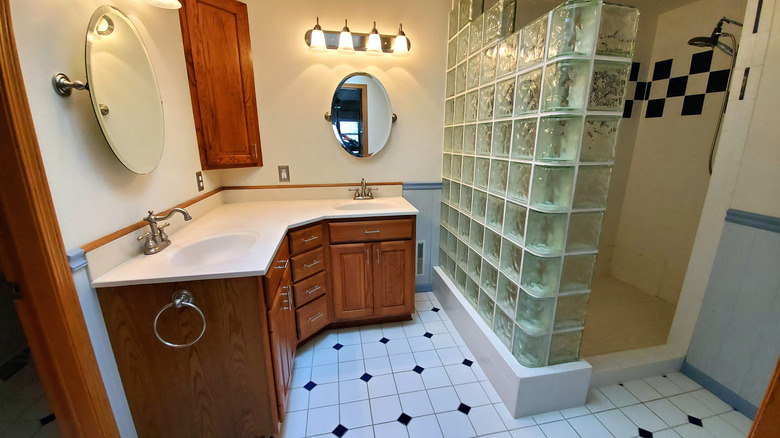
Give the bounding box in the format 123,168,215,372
309,312,324,323
376,248,380,264
364,230,381,234
274,259,289,269
282,299,290,311
302,235,319,243
303,260,321,269
305,285,322,295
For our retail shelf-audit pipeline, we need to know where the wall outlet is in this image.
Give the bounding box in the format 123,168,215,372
195,171,204,192
278,165,290,182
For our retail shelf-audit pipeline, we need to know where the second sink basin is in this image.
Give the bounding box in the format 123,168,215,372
334,201,396,211
169,231,257,268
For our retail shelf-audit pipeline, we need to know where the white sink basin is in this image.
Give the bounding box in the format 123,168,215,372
169,231,257,267
334,201,396,211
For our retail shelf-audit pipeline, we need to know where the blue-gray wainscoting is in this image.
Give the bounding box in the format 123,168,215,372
402,182,442,293
682,209,780,419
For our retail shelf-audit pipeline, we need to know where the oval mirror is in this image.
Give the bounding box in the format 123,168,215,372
86,5,164,174
330,73,393,158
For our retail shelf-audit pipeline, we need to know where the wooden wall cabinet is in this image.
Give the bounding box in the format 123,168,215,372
179,0,262,170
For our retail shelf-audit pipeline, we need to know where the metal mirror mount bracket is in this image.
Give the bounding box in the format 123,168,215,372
324,111,397,123
52,73,89,97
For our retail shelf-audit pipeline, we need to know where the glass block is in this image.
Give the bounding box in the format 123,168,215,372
480,261,498,297
493,308,515,348
497,273,519,314
465,91,479,123
445,99,454,125
488,159,509,196
548,0,599,58
447,38,458,69
465,277,480,306
589,62,631,111
456,62,468,95
472,189,488,221
474,157,490,190
536,116,583,162
519,15,547,68
542,60,590,112
457,239,469,266
446,227,457,254
525,210,567,255
483,228,501,265
445,255,456,278
460,186,473,214
470,220,485,250
492,121,512,158
481,44,498,84
459,212,470,240
507,162,532,203
560,254,595,292
476,123,492,157
456,266,468,291
512,327,548,367
499,0,517,39
500,239,523,280
442,180,450,203
548,330,582,365
448,207,459,234
444,127,453,152
467,55,482,90
451,183,461,208
530,166,575,211
451,155,463,182
446,69,456,99
449,7,459,39
582,117,619,162
468,248,482,280
573,165,611,209
453,98,465,127
478,291,495,324
496,32,519,78
598,3,640,58
486,194,505,230
440,210,448,234
483,0,502,45
442,154,452,178
478,85,495,121
566,212,603,252
511,119,536,159
514,69,542,115
452,125,464,153
554,293,589,330
520,252,562,298
457,26,470,64
494,79,515,119
458,0,472,30
504,202,527,244
464,124,477,154
469,14,484,55
516,288,555,335
462,156,475,185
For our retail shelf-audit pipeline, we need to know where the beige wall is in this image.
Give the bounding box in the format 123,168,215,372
605,0,747,303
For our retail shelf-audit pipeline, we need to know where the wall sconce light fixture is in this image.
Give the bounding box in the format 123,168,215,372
145,0,182,9
305,19,411,55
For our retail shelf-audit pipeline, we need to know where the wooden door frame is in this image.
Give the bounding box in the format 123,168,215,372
0,1,120,437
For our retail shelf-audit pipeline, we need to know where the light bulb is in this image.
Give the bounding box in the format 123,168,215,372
309,17,327,52
145,0,182,9
393,23,409,56
337,19,355,54
366,21,383,55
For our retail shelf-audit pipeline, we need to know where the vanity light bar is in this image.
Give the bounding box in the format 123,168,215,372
304,20,411,55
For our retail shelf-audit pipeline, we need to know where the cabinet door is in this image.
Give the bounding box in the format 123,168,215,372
180,0,262,169
373,241,415,318
268,288,287,418
330,243,373,320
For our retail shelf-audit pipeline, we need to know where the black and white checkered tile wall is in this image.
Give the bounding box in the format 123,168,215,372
623,50,730,119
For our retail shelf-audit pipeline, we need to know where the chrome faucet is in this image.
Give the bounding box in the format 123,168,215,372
349,178,378,200
138,208,192,255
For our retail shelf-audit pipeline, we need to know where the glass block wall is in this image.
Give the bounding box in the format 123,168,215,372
439,0,639,367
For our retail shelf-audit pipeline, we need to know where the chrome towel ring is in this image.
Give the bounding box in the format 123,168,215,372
153,289,206,348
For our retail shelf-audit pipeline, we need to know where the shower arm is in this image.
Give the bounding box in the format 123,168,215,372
708,32,738,175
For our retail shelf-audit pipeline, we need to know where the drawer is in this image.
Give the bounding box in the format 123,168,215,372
288,223,323,256
263,236,290,308
329,219,414,243
290,247,325,282
296,295,329,340
293,271,327,308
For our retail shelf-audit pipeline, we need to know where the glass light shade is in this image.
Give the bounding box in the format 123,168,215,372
338,20,355,53
309,28,327,52
366,22,383,55
393,24,409,56
145,0,181,9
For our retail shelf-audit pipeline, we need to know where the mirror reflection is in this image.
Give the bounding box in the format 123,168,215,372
86,5,164,174
330,73,393,158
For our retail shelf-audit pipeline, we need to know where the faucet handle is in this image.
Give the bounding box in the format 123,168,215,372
137,231,152,241
137,231,156,250
158,222,171,241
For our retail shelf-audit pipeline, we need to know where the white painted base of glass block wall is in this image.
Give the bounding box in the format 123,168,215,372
433,266,592,418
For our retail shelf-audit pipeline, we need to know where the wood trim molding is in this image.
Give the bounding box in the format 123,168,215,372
0,1,120,436
223,182,403,190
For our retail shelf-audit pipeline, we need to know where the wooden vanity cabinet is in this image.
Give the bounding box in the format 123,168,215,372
179,0,262,170
286,223,330,341
267,267,295,422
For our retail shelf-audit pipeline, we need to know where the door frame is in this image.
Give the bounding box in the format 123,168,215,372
0,1,120,436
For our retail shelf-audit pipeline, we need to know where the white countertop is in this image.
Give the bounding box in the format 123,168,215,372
91,197,418,288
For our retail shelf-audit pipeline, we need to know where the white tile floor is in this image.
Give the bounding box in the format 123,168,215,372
0,360,61,438
282,292,754,438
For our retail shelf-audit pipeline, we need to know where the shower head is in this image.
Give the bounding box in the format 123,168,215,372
687,16,742,57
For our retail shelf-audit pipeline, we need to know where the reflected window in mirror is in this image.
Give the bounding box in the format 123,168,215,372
330,73,393,158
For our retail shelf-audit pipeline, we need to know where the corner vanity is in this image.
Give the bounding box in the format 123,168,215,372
92,196,417,437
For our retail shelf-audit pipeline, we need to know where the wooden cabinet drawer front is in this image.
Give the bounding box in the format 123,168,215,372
288,223,323,255
296,296,329,340
291,247,325,282
263,237,290,307
329,219,414,243
293,271,327,308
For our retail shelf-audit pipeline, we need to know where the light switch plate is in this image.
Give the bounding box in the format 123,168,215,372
278,165,290,182
195,171,204,192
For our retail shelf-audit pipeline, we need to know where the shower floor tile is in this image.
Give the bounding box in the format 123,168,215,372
280,292,751,438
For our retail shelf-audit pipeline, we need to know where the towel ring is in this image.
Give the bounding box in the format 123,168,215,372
153,289,206,348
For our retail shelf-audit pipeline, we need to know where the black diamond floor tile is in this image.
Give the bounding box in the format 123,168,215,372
413,365,425,374
39,413,56,427
304,381,317,391
638,427,653,438
688,415,703,427
397,413,412,425
431,307,440,312
423,332,433,338
457,403,471,415
380,337,390,344
462,359,473,367
333,343,343,350
332,424,348,437
360,373,373,382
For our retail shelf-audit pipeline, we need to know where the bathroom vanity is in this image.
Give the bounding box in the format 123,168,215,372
93,198,417,437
